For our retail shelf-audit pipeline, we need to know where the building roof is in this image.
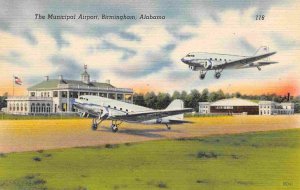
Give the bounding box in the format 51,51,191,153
210,98,258,106
28,79,115,91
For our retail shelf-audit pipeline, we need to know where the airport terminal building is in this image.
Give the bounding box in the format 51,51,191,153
6,66,134,115
199,98,294,115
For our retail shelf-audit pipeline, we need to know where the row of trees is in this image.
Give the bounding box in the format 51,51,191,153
133,89,300,112
0,90,299,113
0,92,8,110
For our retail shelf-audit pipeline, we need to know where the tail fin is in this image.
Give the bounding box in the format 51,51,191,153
165,99,184,121
165,99,184,110
254,46,270,61
254,46,269,56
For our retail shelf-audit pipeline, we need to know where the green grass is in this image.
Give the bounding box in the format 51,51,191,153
0,129,299,190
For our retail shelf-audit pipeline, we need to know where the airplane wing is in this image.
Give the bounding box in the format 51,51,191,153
218,52,276,69
238,61,278,69
109,108,193,122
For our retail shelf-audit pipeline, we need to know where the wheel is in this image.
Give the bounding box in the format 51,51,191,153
214,72,221,79
166,124,171,130
199,74,205,80
91,124,98,131
111,124,118,133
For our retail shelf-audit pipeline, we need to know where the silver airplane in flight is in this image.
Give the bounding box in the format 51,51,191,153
73,95,193,132
181,46,277,79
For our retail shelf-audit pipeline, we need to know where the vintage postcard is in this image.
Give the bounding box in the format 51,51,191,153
0,0,299,189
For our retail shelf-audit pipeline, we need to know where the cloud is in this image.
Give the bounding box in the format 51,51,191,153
99,40,137,60
50,55,100,80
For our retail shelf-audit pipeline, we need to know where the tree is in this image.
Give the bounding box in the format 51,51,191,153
133,93,145,107
172,90,181,100
0,92,8,109
180,91,188,107
200,88,209,102
216,89,225,100
156,93,171,109
144,92,157,109
234,92,242,98
186,89,201,112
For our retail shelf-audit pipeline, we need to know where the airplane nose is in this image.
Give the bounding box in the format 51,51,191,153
181,58,186,63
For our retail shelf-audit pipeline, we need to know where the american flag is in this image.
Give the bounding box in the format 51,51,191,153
14,76,22,85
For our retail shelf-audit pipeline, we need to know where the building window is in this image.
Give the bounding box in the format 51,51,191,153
70,92,78,98
125,94,132,102
21,103,23,111
42,104,46,112
31,103,35,112
16,103,19,111
30,92,35,97
46,103,51,112
53,91,58,97
108,93,116,99
99,93,107,97
62,91,67,98
24,104,27,112
117,94,124,101
37,103,41,112
62,103,67,112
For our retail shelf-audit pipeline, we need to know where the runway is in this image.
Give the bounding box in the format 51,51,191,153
0,115,299,153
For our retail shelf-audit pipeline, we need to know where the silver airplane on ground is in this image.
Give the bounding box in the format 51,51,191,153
181,46,277,79
73,95,193,132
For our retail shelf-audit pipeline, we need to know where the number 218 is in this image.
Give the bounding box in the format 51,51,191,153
256,15,265,20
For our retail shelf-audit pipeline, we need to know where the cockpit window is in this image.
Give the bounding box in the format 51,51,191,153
186,54,195,57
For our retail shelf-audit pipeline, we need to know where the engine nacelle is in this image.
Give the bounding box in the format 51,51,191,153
80,112,88,118
203,60,223,69
204,60,212,69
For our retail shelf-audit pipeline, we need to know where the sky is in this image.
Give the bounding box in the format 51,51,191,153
0,0,299,96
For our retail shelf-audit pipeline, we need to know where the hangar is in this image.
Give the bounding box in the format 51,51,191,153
199,98,294,115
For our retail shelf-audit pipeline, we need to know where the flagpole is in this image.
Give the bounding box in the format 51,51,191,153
12,75,15,96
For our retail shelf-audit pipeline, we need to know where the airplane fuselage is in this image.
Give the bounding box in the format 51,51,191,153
181,52,248,71
74,95,188,125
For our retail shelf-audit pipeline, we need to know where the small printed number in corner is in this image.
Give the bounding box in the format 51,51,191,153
283,181,293,187
256,15,265,20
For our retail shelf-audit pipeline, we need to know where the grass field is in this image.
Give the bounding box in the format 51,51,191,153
0,129,299,190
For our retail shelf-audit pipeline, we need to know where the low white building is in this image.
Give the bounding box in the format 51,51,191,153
6,65,134,115
199,102,210,114
259,101,294,115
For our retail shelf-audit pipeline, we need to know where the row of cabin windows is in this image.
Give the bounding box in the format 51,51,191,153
107,105,129,112
186,54,232,62
209,58,232,62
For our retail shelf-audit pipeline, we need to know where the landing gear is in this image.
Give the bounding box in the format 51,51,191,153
214,68,223,79
199,70,207,80
166,124,171,130
214,72,221,79
92,123,98,130
257,66,261,71
111,124,118,133
110,120,123,133
91,117,104,131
